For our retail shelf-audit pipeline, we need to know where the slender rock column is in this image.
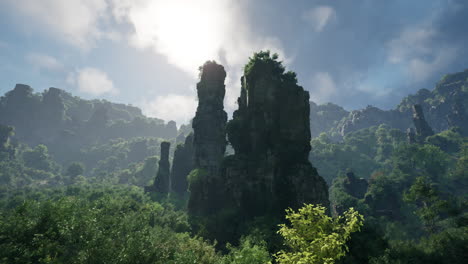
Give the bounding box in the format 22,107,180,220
412,104,434,142
170,133,194,196
153,141,171,194
192,61,227,176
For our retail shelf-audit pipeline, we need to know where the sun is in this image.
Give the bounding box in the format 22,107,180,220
130,0,230,76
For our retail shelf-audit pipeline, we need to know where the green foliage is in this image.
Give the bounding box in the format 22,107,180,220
187,168,208,189
22,144,59,173
65,162,85,178
404,177,449,233
275,204,364,264
310,125,402,184
0,56,467,263
221,236,272,264
0,185,221,264
369,227,468,264
244,50,298,84
426,129,465,153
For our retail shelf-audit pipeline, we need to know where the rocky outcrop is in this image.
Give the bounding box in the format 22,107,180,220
343,172,368,199
412,104,434,142
0,125,15,159
42,88,66,125
226,52,329,216
330,171,368,216
406,128,416,144
336,106,411,138
188,61,227,216
148,141,171,194
171,133,194,196
309,102,348,138
447,98,468,136
322,69,468,140
188,53,329,244
192,61,227,176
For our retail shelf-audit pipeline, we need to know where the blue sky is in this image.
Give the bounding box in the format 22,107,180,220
0,0,467,125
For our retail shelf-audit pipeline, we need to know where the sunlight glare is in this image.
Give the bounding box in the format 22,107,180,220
130,0,230,76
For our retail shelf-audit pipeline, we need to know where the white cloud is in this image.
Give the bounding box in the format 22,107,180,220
302,6,336,32
112,0,287,112
309,72,337,103
71,67,118,96
26,53,64,72
4,0,290,120
387,27,435,64
3,0,110,48
387,25,458,83
114,0,286,74
407,48,457,82
141,94,197,125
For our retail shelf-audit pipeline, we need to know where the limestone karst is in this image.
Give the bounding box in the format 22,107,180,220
188,53,329,244
188,61,228,217
192,62,227,176
225,51,329,215
447,98,468,136
0,125,15,159
406,127,416,144
412,104,434,142
148,141,171,194
170,133,194,196
343,171,368,199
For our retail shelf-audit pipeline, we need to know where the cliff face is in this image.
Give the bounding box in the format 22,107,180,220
412,104,434,142
150,141,171,194
188,53,329,244
309,102,348,138
192,62,227,176
336,106,411,138
447,97,468,136
170,133,194,196
188,62,228,217
343,172,368,199
0,84,178,152
226,52,329,216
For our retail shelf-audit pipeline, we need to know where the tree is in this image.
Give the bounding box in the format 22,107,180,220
221,236,272,264
403,176,448,233
275,204,363,264
66,162,85,178
22,144,57,172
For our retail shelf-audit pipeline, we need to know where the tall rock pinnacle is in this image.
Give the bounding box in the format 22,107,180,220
412,104,434,142
170,133,194,196
153,141,171,194
188,53,329,245
192,61,227,176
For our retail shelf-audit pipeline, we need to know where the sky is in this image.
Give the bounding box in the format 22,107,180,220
0,0,467,126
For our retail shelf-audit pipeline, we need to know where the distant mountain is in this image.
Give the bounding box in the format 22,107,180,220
309,102,349,138
310,69,468,139
0,84,178,160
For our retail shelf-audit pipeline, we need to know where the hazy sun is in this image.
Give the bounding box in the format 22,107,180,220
130,0,231,76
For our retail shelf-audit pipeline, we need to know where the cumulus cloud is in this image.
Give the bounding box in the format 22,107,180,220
141,94,197,125
3,0,111,48
309,72,337,103
114,0,285,74
3,0,288,116
302,6,336,32
387,27,435,64
387,25,458,83
407,48,457,82
26,53,64,72
68,67,117,96
112,0,287,112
